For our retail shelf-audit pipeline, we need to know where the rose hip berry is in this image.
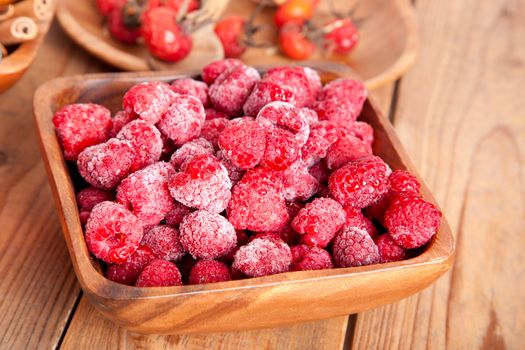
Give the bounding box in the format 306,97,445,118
106,246,157,285
256,101,310,147
169,138,214,170
290,245,333,271
233,235,292,277
123,81,175,124
136,259,182,287
189,259,232,284
214,15,247,58
170,78,210,107
218,118,266,169
243,81,296,117
332,227,380,267
76,187,114,212
325,135,372,170
374,234,407,263
107,5,141,44
141,225,185,261
117,119,163,171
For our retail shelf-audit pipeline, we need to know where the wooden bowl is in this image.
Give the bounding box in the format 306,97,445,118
33,64,453,335
56,0,418,89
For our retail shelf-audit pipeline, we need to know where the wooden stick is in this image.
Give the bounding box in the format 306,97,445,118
0,16,37,45
0,4,14,21
13,0,54,21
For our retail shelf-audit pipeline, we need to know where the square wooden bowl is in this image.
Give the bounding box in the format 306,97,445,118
33,64,454,335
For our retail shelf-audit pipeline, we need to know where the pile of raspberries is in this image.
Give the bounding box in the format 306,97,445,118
53,59,442,287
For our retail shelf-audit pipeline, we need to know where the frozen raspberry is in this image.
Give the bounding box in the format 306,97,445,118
233,235,292,277
261,128,300,171
110,110,136,137
79,211,91,226
316,78,367,125
165,201,193,227
136,259,182,287
179,210,237,259
168,154,231,213
106,246,157,285
282,160,319,202
309,161,329,184
141,225,184,261
302,67,322,102
301,107,318,126
201,58,243,85
205,108,229,120
344,206,378,238
263,66,313,107
189,259,232,284
349,121,374,152
301,129,333,167
242,81,296,117
326,136,371,170
314,120,350,144
239,167,284,194
256,101,310,147
384,194,441,249
169,138,214,170
208,64,260,116
389,170,421,195
200,118,229,148
374,234,407,263
123,81,175,124
329,156,389,208
216,150,245,185
85,201,143,263
292,198,346,248
96,0,125,17
290,245,333,271
157,94,206,146
76,187,114,212
218,118,266,169
116,162,174,227
77,138,134,190
117,120,163,171
53,103,112,161
221,230,250,262
332,226,380,267
171,78,210,107
107,6,141,44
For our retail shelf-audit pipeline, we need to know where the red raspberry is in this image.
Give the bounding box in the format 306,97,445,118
77,138,134,190
169,138,214,170
308,161,330,183
239,167,284,194
205,108,229,120
85,201,143,263
256,101,310,147
165,201,193,227
344,206,378,238
261,128,300,171
141,7,192,62
301,128,333,167
292,198,346,248
325,136,372,170
208,64,260,116
242,81,296,117
384,194,441,249
315,78,367,125
216,150,245,185
76,187,114,212
349,121,374,152
290,245,333,271
220,229,250,262
200,118,229,148
262,66,313,107
389,170,421,194
282,160,319,202
107,6,141,44
116,120,163,171
232,235,292,277
123,82,175,124
374,234,407,263
157,94,206,146
110,110,135,137
170,78,210,107
333,227,380,267
106,246,157,285
189,259,232,284
301,107,319,126
141,225,184,261
201,58,243,85
96,0,125,17
218,118,266,169
53,103,112,161
136,259,182,287
329,156,390,208
314,120,350,144
179,210,237,259
168,154,232,213
324,18,359,54
214,15,247,58
302,67,322,102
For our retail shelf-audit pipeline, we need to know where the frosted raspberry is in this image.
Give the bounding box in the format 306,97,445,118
136,259,182,287
77,138,134,190
200,118,229,147
116,120,163,171
240,167,284,194
301,107,319,126
232,235,292,277
314,120,350,144
116,162,175,227
141,225,184,261
389,170,421,194
264,202,303,245
263,66,313,107
261,128,300,171
170,78,209,106
218,118,266,169
326,136,371,170
189,259,232,284
205,108,229,120
302,67,322,102
76,187,114,212
169,138,214,170
301,128,333,167
329,156,389,208
290,245,333,271
53,103,112,161
123,82,175,124
292,198,346,248
374,234,407,263
216,150,245,185
384,194,441,249
349,121,374,152
256,101,310,147
242,81,296,116
179,210,237,259
202,58,243,85
165,201,193,227
110,110,136,137
282,160,319,201
333,226,380,267
315,78,367,125
106,246,157,285
157,94,206,146
168,154,232,213
308,160,330,183
344,206,378,238
221,230,251,262
85,201,143,263
208,64,260,116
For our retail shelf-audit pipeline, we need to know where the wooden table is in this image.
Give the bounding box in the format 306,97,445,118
1,0,524,347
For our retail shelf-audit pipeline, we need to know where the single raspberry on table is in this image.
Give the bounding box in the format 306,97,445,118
168,154,232,213
122,81,175,124
205,108,229,120
85,201,143,264
179,210,237,259
349,121,374,152
256,101,310,147
332,226,380,267
290,245,333,271
157,94,206,146
374,234,407,263
170,78,210,107
344,206,378,239
232,235,292,277
76,187,114,212
292,197,346,248
136,259,182,287
107,5,141,44
116,119,163,172
141,225,185,261
242,81,296,117
189,259,232,285
315,78,367,126
165,201,193,227
77,138,134,190
262,66,314,107
218,118,267,169
53,103,112,161
260,128,300,171
110,110,135,137
216,150,245,185
325,135,372,170
200,118,229,148
106,246,158,285
201,58,243,85
169,138,214,170
282,160,319,202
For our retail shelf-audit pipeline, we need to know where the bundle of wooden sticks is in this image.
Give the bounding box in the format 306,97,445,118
0,0,54,62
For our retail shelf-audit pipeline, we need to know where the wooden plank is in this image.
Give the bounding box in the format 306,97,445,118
351,0,525,348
